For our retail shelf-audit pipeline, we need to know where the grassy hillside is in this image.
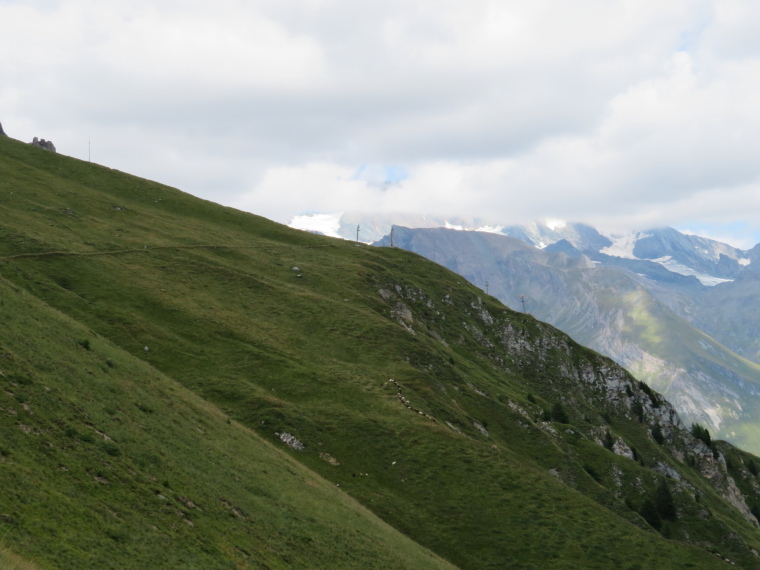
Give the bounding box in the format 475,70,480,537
0,248,454,569
2,135,760,568
0,545,41,570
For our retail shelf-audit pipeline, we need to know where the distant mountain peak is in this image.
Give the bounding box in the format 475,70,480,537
290,211,753,286
541,217,567,231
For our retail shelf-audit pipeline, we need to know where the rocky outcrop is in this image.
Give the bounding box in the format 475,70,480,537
0,122,6,136
375,274,760,533
379,225,760,455
276,432,304,451
30,137,56,152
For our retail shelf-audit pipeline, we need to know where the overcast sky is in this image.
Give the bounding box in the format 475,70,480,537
3,0,760,247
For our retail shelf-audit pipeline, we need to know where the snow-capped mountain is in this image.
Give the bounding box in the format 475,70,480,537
289,212,754,287
595,228,749,285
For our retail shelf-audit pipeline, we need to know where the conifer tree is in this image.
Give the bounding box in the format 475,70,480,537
651,423,664,445
551,402,569,424
691,423,712,447
639,499,662,530
655,480,677,521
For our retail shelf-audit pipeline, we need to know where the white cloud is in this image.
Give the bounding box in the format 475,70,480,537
235,163,367,221
2,0,760,247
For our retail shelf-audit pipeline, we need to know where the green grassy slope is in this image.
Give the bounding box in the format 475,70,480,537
0,544,41,570
1,135,759,568
0,265,455,569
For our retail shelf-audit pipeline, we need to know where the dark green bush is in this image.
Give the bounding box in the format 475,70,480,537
100,442,121,456
655,480,677,521
551,402,569,424
691,423,712,447
583,464,602,483
639,499,662,530
651,423,664,445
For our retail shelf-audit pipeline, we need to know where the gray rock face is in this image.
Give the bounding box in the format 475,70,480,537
30,137,56,152
375,274,760,532
0,122,6,136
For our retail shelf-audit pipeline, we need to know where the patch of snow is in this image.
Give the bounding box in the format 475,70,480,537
545,218,566,231
444,221,464,231
652,256,733,287
698,276,734,287
537,241,547,249
599,231,651,259
476,225,505,234
289,212,344,239
739,258,751,266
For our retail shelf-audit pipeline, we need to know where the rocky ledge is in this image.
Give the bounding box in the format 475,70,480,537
30,137,56,152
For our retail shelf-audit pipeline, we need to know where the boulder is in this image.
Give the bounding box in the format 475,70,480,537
30,137,56,152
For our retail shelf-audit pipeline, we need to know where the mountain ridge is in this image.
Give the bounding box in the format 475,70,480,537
3,134,760,567
374,225,760,454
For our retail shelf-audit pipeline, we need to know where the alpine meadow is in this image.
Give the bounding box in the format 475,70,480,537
4,134,760,568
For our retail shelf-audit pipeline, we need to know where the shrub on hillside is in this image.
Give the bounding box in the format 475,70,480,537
639,499,662,530
651,423,664,445
691,423,712,447
551,402,569,424
655,480,677,521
